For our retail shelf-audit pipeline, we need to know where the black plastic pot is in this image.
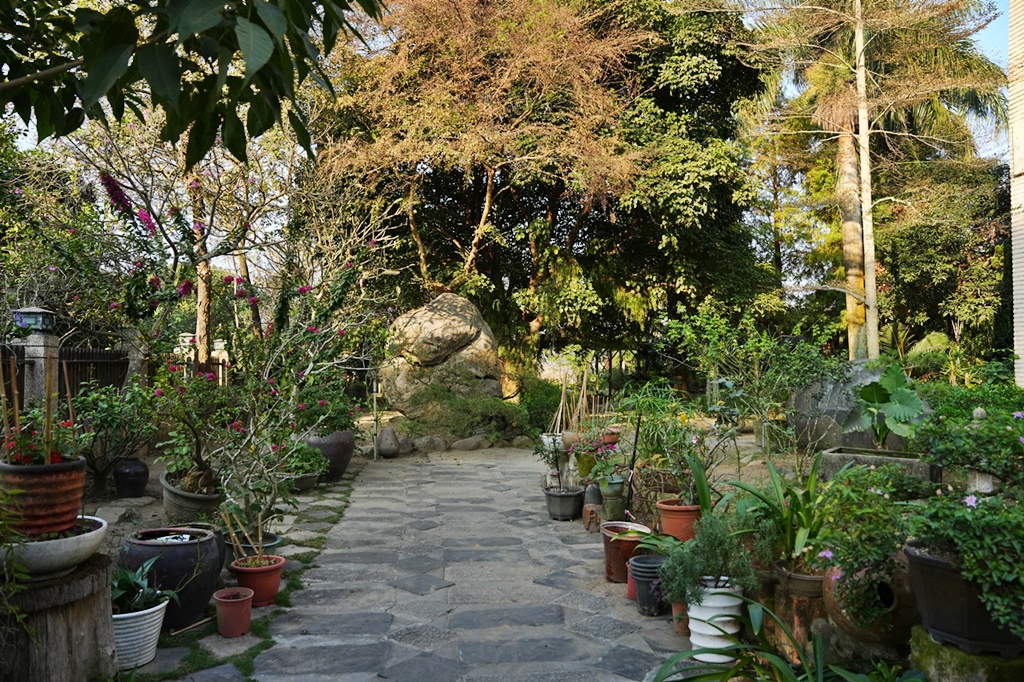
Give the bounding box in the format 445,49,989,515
905,540,1024,659
543,486,584,520
629,555,667,616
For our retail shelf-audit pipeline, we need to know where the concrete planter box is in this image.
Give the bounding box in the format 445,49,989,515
820,446,940,483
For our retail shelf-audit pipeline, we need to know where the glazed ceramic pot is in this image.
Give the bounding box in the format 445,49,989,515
305,430,356,481
113,457,149,498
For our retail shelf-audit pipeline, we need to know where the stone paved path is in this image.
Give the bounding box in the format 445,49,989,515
166,447,687,681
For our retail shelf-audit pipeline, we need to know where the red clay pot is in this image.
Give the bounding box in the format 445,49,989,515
229,555,286,607
0,456,86,536
821,559,919,645
671,601,690,635
655,499,701,542
627,564,637,600
214,587,254,638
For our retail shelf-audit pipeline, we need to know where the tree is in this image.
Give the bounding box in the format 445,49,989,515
306,0,765,367
0,0,383,166
744,0,1005,359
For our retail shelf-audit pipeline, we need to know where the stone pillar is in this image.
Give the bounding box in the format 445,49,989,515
16,331,59,409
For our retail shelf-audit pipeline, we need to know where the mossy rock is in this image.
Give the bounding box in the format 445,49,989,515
910,626,1024,681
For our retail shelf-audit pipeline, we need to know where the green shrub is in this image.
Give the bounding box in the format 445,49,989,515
917,381,1024,421
408,384,533,439
518,374,562,433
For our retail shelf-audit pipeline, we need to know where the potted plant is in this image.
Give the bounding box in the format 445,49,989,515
223,508,286,607
535,441,583,521
213,586,255,638
904,491,1024,657
74,378,158,497
814,465,924,645
277,440,329,493
294,371,362,482
653,442,727,542
823,363,935,481
0,377,88,537
657,511,759,663
110,556,177,670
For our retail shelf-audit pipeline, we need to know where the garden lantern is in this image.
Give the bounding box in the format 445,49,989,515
13,306,56,334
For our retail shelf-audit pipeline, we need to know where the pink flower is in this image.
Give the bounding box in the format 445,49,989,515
271,445,279,452
248,296,258,305
337,329,346,336
168,365,177,372
298,403,307,410
149,275,162,289
154,389,163,397
271,390,279,396
206,372,216,381
188,337,195,344
137,208,157,236
319,400,327,406
235,277,243,284
818,549,833,560
110,302,119,308
68,228,76,235
268,379,274,385
964,495,978,508
177,280,194,297
290,423,297,430
344,261,353,268
224,275,234,283
307,326,319,333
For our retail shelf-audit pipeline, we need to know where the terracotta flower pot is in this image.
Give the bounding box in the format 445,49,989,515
0,456,87,536
601,521,650,583
214,587,254,638
655,498,701,542
230,555,286,607
671,601,690,635
821,558,918,645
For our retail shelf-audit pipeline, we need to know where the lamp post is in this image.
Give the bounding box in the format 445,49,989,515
11,307,59,409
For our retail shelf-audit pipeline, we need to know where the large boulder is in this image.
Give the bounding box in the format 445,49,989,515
381,294,502,420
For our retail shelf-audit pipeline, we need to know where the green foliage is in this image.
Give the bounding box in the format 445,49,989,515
910,491,1024,638
816,466,912,628
408,384,533,440
518,375,563,433
917,381,1024,422
278,442,328,477
75,378,158,491
844,364,925,447
653,598,925,682
111,555,176,615
915,410,1024,489
0,0,384,166
656,511,759,606
730,452,830,564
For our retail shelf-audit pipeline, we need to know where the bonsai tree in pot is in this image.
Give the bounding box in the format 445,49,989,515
535,441,583,521
222,507,286,607
658,510,758,663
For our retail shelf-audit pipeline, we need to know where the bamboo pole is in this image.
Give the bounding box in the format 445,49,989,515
9,357,21,433
44,355,54,464
62,361,78,449
0,359,11,462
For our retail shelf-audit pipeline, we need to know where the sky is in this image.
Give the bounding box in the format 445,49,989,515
975,0,1009,69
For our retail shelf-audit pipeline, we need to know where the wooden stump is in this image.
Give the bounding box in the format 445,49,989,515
2,553,117,681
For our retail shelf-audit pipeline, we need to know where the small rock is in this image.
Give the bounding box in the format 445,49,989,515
94,506,129,524
377,427,401,458
494,439,510,448
451,435,491,451
511,435,534,449
399,437,414,455
413,435,448,452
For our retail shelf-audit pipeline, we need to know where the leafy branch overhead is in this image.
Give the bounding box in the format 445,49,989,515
0,0,383,167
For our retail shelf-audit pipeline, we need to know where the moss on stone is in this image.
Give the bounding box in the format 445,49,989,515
910,626,1024,681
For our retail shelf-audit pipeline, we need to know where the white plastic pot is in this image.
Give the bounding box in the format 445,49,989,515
687,578,744,663
112,598,169,670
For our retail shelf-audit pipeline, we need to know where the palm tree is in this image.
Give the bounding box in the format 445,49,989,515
747,0,1005,359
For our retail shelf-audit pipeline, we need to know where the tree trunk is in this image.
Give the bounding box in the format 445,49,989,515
837,131,867,360
1011,0,1024,386
856,0,880,358
189,178,212,365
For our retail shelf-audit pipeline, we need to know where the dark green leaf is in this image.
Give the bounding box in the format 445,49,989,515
878,363,910,393
246,93,277,137
255,0,288,46
858,381,891,406
235,17,274,81
83,42,135,108
287,109,312,157
185,113,218,168
137,44,182,109
222,107,248,162
177,0,227,39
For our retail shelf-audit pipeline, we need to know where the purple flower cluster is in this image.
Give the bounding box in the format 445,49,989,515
99,171,132,215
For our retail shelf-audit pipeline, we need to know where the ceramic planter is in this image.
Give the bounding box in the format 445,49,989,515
159,471,222,523
120,527,221,630
112,598,169,670
113,457,149,498
655,498,701,542
230,555,286,607
214,587,254,638
600,521,651,583
905,540,1024,658
10,515,107,581
774,560,825,598
225,531,282,569
598,476,626,499
543,486,584,521
687,580,744,663
305,430,355,482
821,559,919,645
0,456,87,536
539,433,564,451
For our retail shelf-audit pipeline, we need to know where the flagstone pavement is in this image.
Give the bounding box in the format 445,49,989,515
159,447,689,681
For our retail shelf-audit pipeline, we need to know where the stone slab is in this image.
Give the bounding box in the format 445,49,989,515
565,615,639,642
253,643,391,675
394,555,445,573
459,637,588,664
448,604,564,630
595,644,667,680
441,549,531,563
379,652,470,681
181,663,247,682
385,623,456,650
391,574,455,595
270,611,392,639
